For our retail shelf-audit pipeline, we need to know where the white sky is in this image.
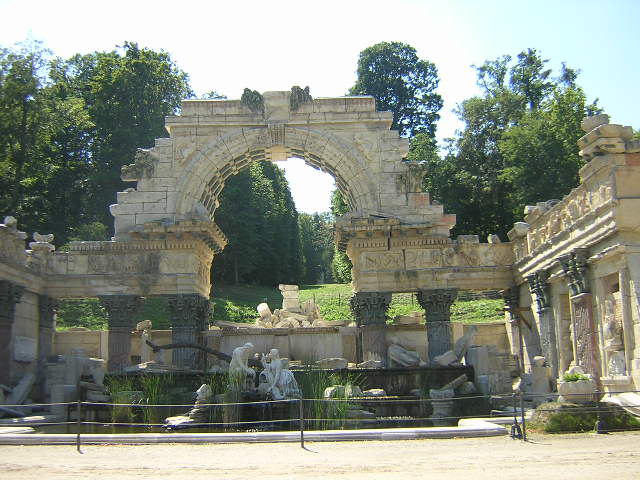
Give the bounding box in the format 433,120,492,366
1,0,638,214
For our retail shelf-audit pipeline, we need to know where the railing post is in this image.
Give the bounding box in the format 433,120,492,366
76,398,82,454
510,393,522,439
595,389,607,434
299,398,305,449
519,390,527,442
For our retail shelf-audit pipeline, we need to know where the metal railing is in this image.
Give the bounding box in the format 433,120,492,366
2,389,639,453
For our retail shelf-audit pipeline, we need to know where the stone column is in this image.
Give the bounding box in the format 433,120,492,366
417,288,458,362
37,295,58,401
502,286,522,364
99,295,144,372
165,294,211,370
559,249,601,382
349,292,392,364
0,280,25,385
526,271,559,377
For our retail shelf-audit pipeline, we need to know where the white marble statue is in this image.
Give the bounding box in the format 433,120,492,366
258,348,301,400
229,342,255,390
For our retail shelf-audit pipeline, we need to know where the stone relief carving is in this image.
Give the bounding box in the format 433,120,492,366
240,88,264,114
174,141,196,165
526,181,612,253
396,162,426,193
289,85,312,111
361,252,404,271
121,148,157,181
353,133,376,161
603,293,626,375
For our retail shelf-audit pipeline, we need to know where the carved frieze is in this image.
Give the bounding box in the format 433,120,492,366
524,181,613,256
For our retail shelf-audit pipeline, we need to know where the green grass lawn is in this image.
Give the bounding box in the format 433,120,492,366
57,283,505,329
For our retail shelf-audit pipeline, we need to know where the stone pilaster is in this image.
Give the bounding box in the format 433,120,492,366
417,288,458,362
165,294,211,370
526,271,558,376
0,280,25,385
558,250,600,382
99,295,144,372
37,295,58,400
349,292,392,364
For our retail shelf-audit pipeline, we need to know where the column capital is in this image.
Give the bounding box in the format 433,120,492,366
558,248,589,296
98,295,145,328
349,292,392,326
0,280,25,323
416,288,458,320
165,294,211,329
526,270,550,313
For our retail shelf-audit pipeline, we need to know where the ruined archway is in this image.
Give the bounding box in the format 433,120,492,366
42,89,514,368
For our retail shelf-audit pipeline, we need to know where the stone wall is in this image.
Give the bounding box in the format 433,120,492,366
52,322,510,371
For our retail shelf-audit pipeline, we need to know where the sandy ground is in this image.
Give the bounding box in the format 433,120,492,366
1,432,639,479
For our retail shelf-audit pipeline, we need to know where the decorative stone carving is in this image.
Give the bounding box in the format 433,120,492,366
569,293,601,382
289,85,312,111
99,295,145,372
349,292,392,326
240,88,264,114
29,232,55,253
417,288,458,361
558,249,590,296
603,293,626,375
166,294,211,369
121,148,157,181
526,270,550,313
396,161,426,193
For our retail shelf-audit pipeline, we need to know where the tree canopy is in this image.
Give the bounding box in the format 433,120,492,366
0,41,192,244
418,49,600,240
350,41,443,138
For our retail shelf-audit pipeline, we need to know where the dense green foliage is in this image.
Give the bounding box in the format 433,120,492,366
212,161,303,285
57,296,170,330
419,49,600,239
329,189,352,283
350,41,443,137
298,212,334,284
211,283,504,324
0,41,192,244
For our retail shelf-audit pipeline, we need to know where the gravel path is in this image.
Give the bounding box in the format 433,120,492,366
1,432,639,479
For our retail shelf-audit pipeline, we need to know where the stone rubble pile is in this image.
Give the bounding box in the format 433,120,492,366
254,284,341,329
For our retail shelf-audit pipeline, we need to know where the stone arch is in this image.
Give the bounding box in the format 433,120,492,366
174,125,379,221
